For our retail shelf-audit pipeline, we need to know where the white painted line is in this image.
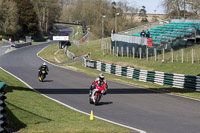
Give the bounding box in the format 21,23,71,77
53,56,61,63
0,66,146,133
54,49,60,55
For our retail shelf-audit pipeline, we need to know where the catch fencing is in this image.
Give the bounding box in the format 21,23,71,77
83,57,200,91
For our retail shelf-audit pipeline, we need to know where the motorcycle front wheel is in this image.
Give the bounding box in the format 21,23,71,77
94,94,101,106
89,98,93,104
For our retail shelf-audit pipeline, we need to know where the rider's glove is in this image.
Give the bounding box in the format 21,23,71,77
91,85,95,89
101,90,106,95
104,89,107,95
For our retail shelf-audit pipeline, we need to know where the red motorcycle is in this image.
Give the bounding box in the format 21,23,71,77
89,82,106,106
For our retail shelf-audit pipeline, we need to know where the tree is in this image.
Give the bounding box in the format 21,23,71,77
0,0,20,37
15,0,39,37
59,0,140,38
187,0,200,16
161,0,200,18
31,0,62,35
139,6,148,23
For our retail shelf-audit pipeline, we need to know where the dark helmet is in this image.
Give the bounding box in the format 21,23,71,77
99,74,104,81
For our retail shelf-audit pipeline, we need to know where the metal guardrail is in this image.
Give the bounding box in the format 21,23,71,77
83,56,200,91
66,50,75,59
2,39,9,45
111,34,147,45
14,42,32,48
171,19,200,23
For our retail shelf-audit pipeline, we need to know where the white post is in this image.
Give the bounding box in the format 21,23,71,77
133,47,135,58
181,48,184,63
113,46,114,56
117,47,119,57
192,48,194,64
146,47,148,61
127,47,129,57
121,47,123,57
162,48,165,62
171,48,173,63
154,48,157,61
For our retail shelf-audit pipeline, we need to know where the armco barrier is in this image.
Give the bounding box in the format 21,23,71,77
83,57,200,91
0,82,6,132
14,42,31,48
67,50,75,59
2,39,9,45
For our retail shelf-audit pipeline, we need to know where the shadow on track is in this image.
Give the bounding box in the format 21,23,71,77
35,88,163,94
42,80,54,82
95,102,113,106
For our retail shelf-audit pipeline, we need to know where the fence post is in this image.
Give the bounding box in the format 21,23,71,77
105,42,107,52
171,48,173,63
110,44,112,54
121,47,123,57
133,47,135,59
146,47,148,61
192,48,194,64
181,48,184,63
127,47,129,57
154,48,156,61
139,48,142,59
113,46,114,57
117,47,119,57
162,48,165,61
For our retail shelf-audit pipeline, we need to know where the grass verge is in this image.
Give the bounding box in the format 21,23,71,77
0,68,134,133
38,43,71,64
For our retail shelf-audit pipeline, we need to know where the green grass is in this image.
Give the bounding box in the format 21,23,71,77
0,68,133,133
38,43,71,63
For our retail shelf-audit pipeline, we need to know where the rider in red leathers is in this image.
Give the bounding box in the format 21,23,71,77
89,74,108,97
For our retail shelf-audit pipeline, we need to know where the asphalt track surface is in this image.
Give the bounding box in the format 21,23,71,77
0,26,200,133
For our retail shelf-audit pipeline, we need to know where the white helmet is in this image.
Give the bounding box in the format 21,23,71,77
99,73,104,81
43,62,46,66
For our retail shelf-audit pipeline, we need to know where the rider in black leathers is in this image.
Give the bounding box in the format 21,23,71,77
38,62,49,77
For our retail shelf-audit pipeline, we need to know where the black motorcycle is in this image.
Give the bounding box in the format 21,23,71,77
38,69,47,82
